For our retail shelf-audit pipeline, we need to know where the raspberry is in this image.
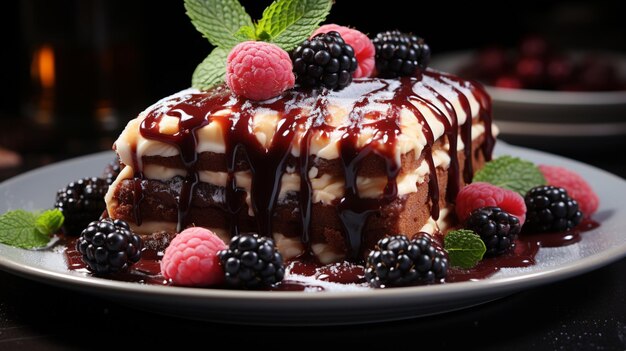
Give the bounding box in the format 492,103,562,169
160,227,227,287
291,31,358,90
312,24,375,78
76,218,142,275
539,165,599,216
456,182,527,225
364,233,448,288
226,41,295,101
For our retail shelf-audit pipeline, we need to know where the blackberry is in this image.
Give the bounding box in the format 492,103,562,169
372,30,430,78
218,234,285,289
55,177,108,235
465,207,521,256
103,158,122,186
291,31,358,90
525,185,583,232
365,233,448,288
76,218,142,275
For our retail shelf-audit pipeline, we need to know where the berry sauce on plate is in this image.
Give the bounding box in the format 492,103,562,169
62,219,598,291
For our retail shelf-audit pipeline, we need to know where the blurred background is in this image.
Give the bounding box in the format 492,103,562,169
0,0,625,180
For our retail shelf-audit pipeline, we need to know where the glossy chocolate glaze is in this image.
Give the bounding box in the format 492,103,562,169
128,72,493,259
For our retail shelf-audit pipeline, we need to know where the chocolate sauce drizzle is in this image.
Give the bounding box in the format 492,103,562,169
134,72,493,260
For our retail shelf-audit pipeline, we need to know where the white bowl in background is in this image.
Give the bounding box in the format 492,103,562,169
431,51,626,150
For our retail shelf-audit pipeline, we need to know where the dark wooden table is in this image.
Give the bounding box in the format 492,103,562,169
1,141,625,350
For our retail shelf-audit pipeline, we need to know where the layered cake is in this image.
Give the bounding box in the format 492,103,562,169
105,71,495,263
0,0,595,291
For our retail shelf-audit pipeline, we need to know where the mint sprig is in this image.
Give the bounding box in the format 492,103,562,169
473,155,546,196
256,0,333,51
444,229,486,269
35,209,65,237
186,0,332,90
184,0,254,49
0,209,64,249
192,47,229,91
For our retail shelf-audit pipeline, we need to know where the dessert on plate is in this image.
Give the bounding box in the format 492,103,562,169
105,72,495,264
0,0,598,291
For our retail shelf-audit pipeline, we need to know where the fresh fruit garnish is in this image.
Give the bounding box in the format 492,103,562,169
524,185,583,232
161,227,227,286
519,35,549,58
494,75,523,89
187,0,333,91
312,24,375,78
372,30,430,78
539,165,599,216
364,233,448,287
76,218,142,275
444,229,486,269
0,209,64,249
54,177,108,235
473,155,545,196
455,182,527,225
476,47,507,77
226,41,295,100
291,31,358,90
465,206,521,256
515,57,544,88
218,233,285,289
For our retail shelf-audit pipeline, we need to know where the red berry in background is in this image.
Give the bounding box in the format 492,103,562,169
476,47,507,77
579,57,617,91
539,165,599,216
493,75,523,89
465,34,626,92
546,56,573,86
519,35,549,58
558,83,585,92
515,57,544,88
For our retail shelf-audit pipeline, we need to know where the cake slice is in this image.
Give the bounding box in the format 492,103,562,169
105,70,495,263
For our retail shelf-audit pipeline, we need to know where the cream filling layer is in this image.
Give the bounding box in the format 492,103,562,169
112,147,452,210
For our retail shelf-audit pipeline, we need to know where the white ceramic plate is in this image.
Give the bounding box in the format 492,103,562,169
0,142,625,325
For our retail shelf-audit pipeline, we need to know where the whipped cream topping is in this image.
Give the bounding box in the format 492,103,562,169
114,74,483,170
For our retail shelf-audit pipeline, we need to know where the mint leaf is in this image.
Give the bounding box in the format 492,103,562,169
473,155,546,196
192,47,229,90
256,0,333,51
444,229,486,269
184,0,253,48
35,209,64,236
236,25,257,41
0,210,51,249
